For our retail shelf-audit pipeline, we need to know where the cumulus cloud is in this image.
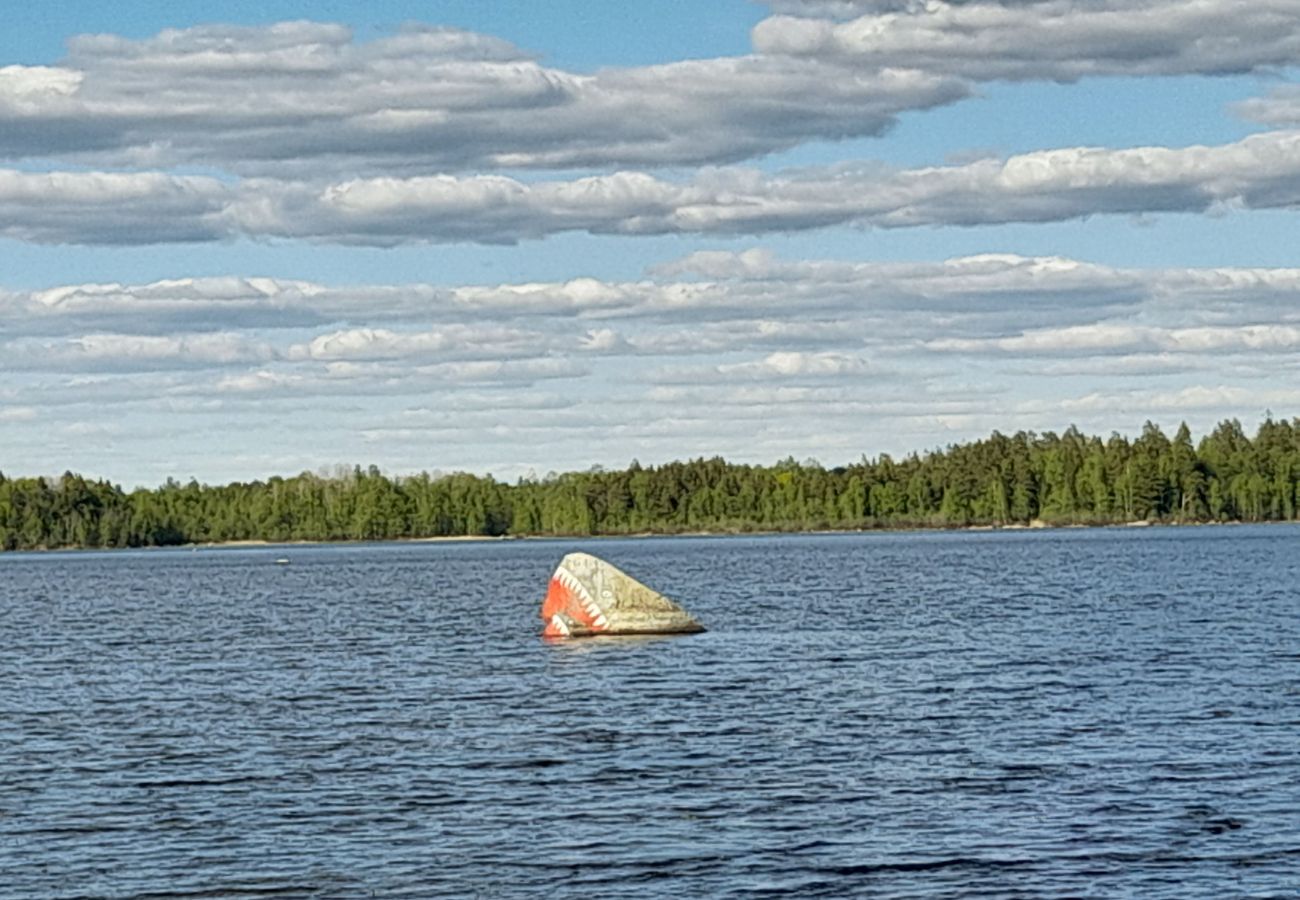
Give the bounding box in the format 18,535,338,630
737,349,872,376
645,131,1300,236
210,356,588,398
658,351,875,383
928,323,1300,356
628,320,864,355
0,169,228,243
1235,86,1300,128
266,132,1300,242
1056,384,1300,415
0,276,461,337
7,128,1300,245
754,0,1300,81
0,274,705,338
285,324,551,363
579,328,631,352
654,251,1154,322
760,1,913,17
0,405,38,422
760,0,1064,16
2,332,275,372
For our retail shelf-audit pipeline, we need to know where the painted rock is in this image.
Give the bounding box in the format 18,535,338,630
541,552,706,638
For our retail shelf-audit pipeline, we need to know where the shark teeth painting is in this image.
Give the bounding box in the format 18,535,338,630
540,552,706,638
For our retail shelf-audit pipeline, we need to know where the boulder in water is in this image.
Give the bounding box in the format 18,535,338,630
541,552,706,638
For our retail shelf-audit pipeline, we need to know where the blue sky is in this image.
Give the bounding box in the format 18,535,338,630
2,1,1299,486
2,1,764,70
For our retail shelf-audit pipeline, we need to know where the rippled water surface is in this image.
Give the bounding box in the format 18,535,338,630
3,528,1300,898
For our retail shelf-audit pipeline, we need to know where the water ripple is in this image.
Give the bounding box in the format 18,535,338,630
2,528,1299,897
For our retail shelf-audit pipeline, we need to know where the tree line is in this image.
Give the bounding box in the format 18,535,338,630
3,417,1299,551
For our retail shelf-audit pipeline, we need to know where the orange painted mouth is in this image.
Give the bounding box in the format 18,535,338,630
541,569,608,637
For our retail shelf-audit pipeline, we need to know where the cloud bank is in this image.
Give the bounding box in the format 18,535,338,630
6,250,1300,389
0,22,963,176
2,7,1298,483
4,129,1298,245
2,5,1296,179
755,0,1300,81
7,250,1300,481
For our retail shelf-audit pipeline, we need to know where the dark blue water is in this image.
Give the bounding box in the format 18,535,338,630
2,527,1299,898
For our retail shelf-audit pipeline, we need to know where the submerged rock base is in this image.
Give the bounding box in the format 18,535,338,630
541,552,706,638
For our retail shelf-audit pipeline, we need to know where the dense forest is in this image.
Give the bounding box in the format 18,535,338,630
3,418,1300,551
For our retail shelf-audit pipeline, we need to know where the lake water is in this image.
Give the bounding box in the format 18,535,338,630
2,527,1299,898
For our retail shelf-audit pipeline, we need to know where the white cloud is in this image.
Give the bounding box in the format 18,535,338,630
579,328,630,352
0,405,38,422
10,252,1300,370
1031,354,1204,377
928,323,1300,356
654,350,875,384
449,278,669,318
0,21,964,175
1236,86,1300,128
211,356,587,398
628,320,864,355
761,0,1099,15
760,1,910,17
754,0,1300,81
399,392,574,416
3,332,275,371
286,323,550,363
0,253,1105,340
0,64,83,101
0,168,227,243
1056,384,1300,415
1,9,1291,178
0,276,460,337
409,357,588,385
756,350,870,376
7,250,1300,479
8,128,1300,245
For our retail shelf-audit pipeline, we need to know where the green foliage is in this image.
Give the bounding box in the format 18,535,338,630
3,417,1300,551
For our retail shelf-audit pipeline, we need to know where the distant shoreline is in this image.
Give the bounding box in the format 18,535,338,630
165,518,1260,551
5,418,1294,554
198,535,498,547
1,518,1272,555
